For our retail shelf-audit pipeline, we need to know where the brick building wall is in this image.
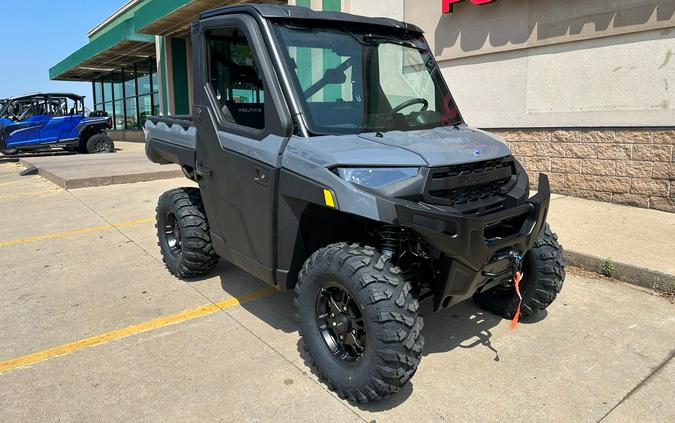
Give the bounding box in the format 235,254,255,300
492,129,675,213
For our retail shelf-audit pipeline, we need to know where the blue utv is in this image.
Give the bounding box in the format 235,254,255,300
0,93,114,155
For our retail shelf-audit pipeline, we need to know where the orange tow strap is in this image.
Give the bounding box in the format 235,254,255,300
509,271,523,329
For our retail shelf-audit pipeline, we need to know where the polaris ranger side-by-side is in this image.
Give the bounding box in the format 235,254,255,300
145,5,565,403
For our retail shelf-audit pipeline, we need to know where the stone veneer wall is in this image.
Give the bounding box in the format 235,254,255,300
490,128,675,213
109,130,145,143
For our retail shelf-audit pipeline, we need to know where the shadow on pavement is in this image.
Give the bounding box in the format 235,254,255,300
211,258,551,410
0,150,76,164
421,301,502,360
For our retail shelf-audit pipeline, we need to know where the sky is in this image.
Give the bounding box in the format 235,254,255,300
0,1,126,108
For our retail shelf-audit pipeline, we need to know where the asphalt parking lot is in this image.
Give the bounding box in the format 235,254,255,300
0,160,673,422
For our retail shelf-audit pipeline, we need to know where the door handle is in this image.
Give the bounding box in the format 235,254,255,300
253,167,269,186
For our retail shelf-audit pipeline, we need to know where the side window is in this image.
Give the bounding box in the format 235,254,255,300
207,29,265,130
12,100,40,121
48,98,68,117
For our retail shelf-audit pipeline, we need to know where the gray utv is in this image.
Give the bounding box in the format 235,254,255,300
145,4,565,403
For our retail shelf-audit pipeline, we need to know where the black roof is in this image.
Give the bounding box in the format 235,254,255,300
4,93,85,102
200,4,423,34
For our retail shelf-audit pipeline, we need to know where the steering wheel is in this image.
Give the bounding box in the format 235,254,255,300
17,108,31,122
392,98,429,114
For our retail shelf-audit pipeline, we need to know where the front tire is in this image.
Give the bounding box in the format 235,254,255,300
85,133,115,154
295,243,424,403
474,224,566,319
156,188,219,278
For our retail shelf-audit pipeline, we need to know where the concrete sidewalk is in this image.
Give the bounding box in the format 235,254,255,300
18,142,181,189
547,194,675,292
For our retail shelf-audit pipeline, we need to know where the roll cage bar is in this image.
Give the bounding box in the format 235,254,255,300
0,93,87,120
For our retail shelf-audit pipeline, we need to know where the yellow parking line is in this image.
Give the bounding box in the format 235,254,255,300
0,188,65,201
0,177,39,188
0,217,154,248
0,287,277,374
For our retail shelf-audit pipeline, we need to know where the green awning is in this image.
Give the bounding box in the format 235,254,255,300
50,19,155,81
135,0,283,37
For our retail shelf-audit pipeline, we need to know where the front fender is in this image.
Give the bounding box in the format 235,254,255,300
79,117,112,134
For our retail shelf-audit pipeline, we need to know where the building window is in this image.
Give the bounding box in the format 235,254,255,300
112,71,124,101
93,80,103,107
103,76,113,105
124,68,137,100
114,100,124,130
123,66,138,129
104,102,114,121
125,97,138,129
137,61,155,125
139,94,152,124
91,57,158,130
152,92,160,116
137,62,152,96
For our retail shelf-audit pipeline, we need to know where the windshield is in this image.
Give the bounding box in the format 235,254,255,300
273,24,462,135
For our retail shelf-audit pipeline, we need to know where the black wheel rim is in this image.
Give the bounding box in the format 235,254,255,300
316,284,367,364
164,212,182,256
95,140,107,153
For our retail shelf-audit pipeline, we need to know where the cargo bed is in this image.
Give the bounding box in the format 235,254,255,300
145,115,196,168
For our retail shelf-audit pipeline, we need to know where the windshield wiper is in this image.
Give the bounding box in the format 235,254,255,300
361,34,425,52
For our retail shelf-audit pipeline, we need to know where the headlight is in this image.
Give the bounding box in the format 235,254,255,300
336,167,419,188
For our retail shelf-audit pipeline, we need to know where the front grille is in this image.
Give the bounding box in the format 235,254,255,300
430,177,511,205
425,156,515,210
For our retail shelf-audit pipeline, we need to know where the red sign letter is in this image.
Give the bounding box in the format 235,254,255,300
442,0,497,14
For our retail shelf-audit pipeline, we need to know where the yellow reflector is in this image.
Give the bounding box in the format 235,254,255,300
323,189,336,208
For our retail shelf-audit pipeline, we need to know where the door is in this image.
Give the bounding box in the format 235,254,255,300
3,119,46,147
192,15,292,284
3,98,50,148
40,116,74,143
40,97,81,143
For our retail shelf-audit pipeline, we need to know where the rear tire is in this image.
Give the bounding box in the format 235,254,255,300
85,133,114,154
1,148,18,155
156,188,219,278
474,224,566,319
295,243,424,403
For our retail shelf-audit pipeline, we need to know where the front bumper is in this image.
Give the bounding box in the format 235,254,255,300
393,174,551,310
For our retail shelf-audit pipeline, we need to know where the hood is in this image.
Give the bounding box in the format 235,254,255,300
358,126,511,167
283,126,512,174
285,133,428,169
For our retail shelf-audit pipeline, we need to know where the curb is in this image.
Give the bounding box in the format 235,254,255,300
566,250,674,293
18,158,183,190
